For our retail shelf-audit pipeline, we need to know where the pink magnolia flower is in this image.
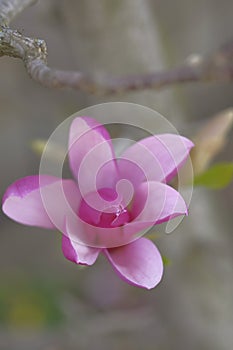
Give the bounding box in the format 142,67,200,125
2,117,193,289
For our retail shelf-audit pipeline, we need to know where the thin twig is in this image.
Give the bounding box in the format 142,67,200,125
0,0,36,26
0,0,233,94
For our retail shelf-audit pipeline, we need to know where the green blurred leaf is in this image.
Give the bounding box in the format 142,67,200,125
162,256,171,266
31,139,66,162
0,280,64,329
194,162,233,189
146,231,160,241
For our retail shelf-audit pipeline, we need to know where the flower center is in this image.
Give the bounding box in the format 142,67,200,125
78,188,130,228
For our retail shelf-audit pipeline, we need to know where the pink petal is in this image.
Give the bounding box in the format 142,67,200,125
104,238,163,289
2,175,58,228
116,158,145,195
37,179,80,232
66,206,143,248
65,213,127,249
78,187,130,228
65,181,187,249
68,117,117,195
130,181,188,225
2,175,80,230
62,234,100,266
120,134,194,185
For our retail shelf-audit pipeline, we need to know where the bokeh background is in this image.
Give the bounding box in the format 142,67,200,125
0,1,233,349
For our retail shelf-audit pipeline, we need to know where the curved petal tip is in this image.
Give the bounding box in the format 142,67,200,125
104,238,163,289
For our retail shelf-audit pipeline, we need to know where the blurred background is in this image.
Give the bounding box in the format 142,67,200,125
0,0,233,349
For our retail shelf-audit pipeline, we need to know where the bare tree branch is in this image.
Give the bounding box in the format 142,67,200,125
0,0,36,26
0,0,233,94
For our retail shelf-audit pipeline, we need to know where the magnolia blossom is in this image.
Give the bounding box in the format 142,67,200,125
2,117,193,289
